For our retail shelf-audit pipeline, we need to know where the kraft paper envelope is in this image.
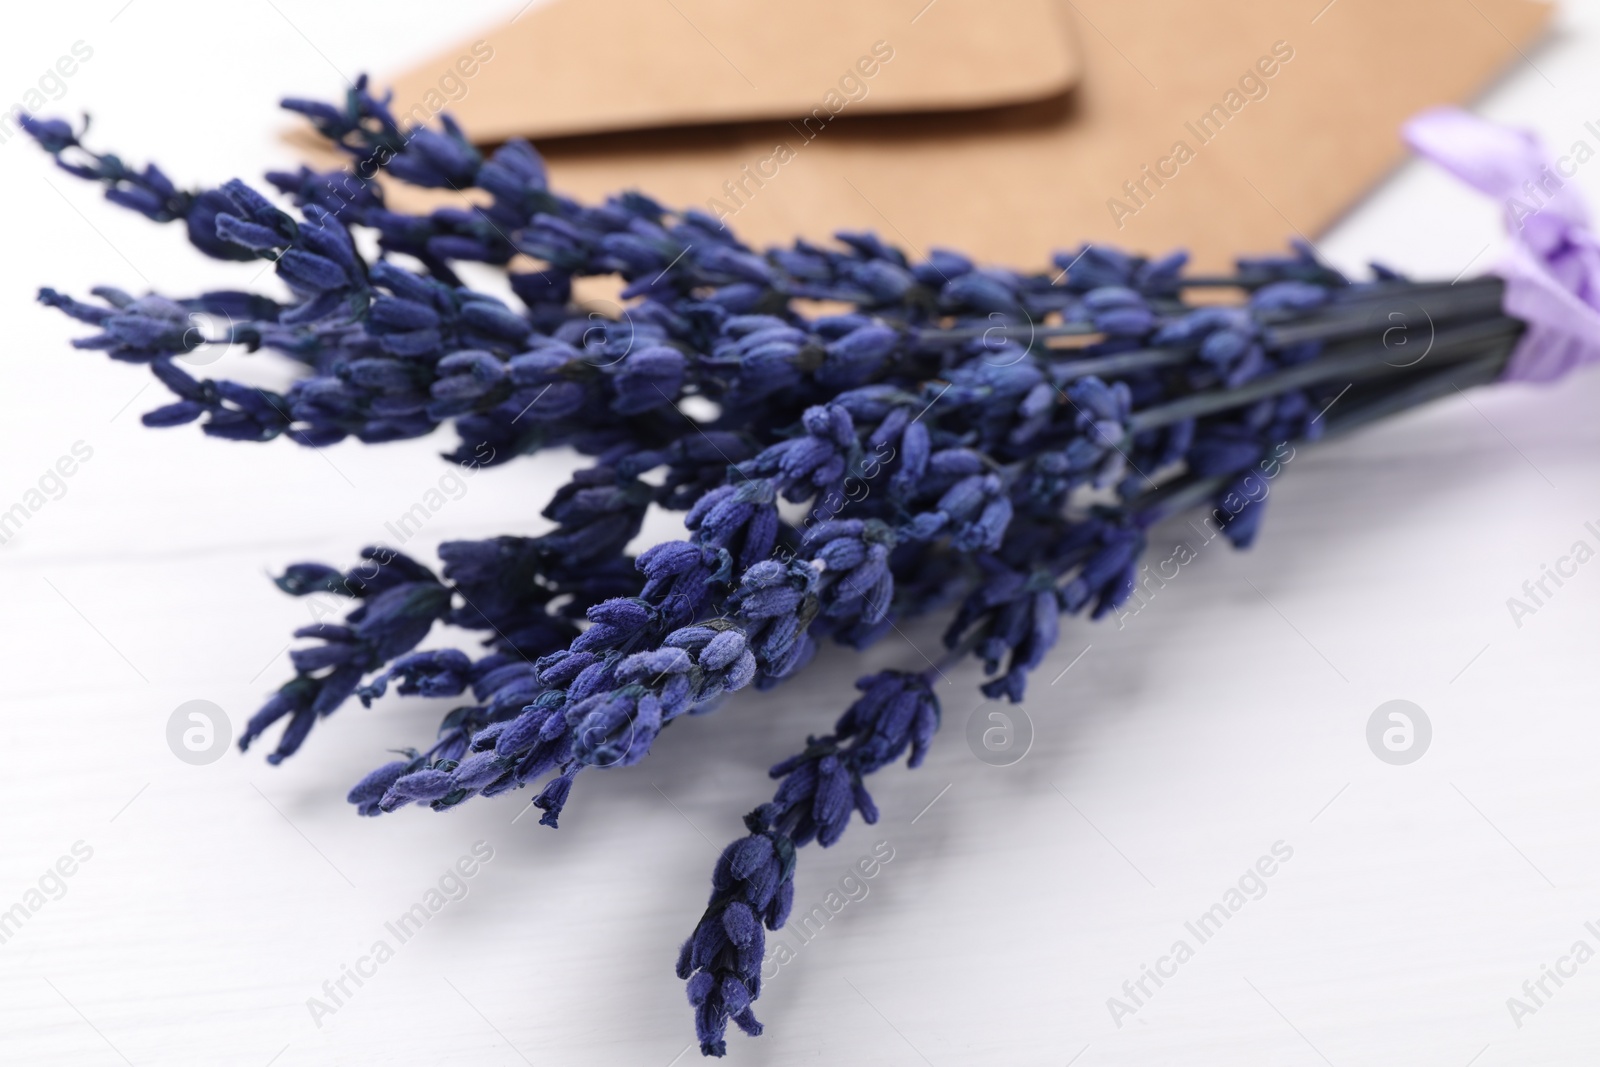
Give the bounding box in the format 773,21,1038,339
365,0,1553,271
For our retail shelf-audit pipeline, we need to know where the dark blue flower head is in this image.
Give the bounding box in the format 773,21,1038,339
676,811,795,1056
803,518,897,629
832,670,940,774
22,114,261,262
240,549,453,760
346,753,423,817
1082,285,1157,337
20,112,83,154
945,560,1063,703
1055,245,1187,296
1060,522,1145,619
358,648,473,704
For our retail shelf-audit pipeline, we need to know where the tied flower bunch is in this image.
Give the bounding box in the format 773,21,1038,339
24,80,1572,1056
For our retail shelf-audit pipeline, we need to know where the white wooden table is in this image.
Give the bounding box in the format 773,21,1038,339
3,2,1599,1063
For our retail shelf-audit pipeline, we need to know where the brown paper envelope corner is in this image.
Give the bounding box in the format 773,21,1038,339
388,0,1082,143
373,0,1553,269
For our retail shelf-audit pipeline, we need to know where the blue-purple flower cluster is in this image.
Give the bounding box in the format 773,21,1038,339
24,79,1523,1057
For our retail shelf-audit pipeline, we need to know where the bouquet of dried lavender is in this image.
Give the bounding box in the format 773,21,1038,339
24,82,1595,1056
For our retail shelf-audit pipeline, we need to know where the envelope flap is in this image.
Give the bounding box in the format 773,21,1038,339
387,0,1080,142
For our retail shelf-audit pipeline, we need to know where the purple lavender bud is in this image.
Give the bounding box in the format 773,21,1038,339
214,215,285,252
277,249,351,293
508,268,570,307
573,689,661,767
459,299,531,342
433,349,504,394
1083,285,1144,310
585,597,651,629
905,512,948,541
534,650,597,688
734,325,807,350
686,970,715,1004
567,658,618,703
1200,328,1252,368
835,229,906,264
812,756,853,846
369,295,440,331
817,537,866,571
19,114,77,153
961,496,1013,553
685,486,736,531
506,348,573,385
346,759,414,815
822,325,898,384
722,901,761,946
663,625,717,650
699,630,747,671
852,779,881,823
765,877,794,930
615,647,692,682
451,750,509,792
289,643,357,672
738,585,803,620
848,259,915,302
695,245,772,285
801,518,864,546
936,474,990,520
1251,280,1329,311
380,767,455,810
661,673,695,717
142,400,205,427
532,767,579,828
612,345,686,415
940,270,1018,314
811,313,872,339
1095,306,1157,336
912,246,973,285
238,677,312,753
727,835,776,882
495,704,557,758
726,651,758,691
720,975,754,1017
